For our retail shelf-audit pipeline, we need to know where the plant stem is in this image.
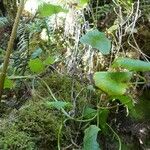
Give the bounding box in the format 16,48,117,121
107,123,122,150
0,0,25,100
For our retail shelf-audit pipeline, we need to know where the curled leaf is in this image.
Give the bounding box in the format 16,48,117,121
83,125,101,150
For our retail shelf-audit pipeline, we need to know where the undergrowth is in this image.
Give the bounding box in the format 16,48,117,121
0,0,150,150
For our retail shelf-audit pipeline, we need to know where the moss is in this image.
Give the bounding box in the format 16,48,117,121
0,125,35,150
0,73,102,149
37,73,89,107
38,73,77,99
37,73,103,116
18,101,62,147
0,99,66,150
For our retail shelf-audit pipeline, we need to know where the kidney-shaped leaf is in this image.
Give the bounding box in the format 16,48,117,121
79,0,89,7
4,78,14,89
83,107,97,119
94,72,132,95
112,57,150,71
28,58,45,73
80,29,111,55
38,3,68,17
83,125,101,150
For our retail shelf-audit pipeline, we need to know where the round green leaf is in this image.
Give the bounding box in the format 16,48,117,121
83,107,97,119
38,3,68,17
79,0,89,7
94,72,132,95
4,78,14,89
80,29,111,55
28,58,45,73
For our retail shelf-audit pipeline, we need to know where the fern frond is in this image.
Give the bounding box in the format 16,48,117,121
0,17,9,27
17,22,29,52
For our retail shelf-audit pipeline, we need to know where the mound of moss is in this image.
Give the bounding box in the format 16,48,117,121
0,125,35,150
0,99,66,150
38,73,86,100
0,73,102,149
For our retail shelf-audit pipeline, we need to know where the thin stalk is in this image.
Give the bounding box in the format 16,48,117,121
97,108,100,127
107,123,122,150
0,0,25,100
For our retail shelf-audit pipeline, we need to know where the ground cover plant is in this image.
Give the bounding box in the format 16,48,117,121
0,0,150,149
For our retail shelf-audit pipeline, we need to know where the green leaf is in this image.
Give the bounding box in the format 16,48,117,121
28,58,45,73
45,101,71,110
43,56,55,65
4,78,13,89
80,29,111,55
31,48,43,59
79,0,89,7
38,3,68,17
108,72,132,82
83,125,101,150
94,72,132,95
112,57,150,71
83,107,97,119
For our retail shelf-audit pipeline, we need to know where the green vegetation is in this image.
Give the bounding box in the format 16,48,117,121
0,0,150,149
0,99,65,149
